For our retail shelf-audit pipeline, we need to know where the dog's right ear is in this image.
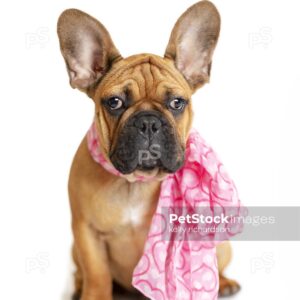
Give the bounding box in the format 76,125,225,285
57,9,121,93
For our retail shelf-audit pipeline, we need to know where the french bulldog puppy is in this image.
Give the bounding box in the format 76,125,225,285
57,1,240,299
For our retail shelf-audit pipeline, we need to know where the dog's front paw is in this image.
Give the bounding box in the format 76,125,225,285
72,290,81,300
219,275,241,297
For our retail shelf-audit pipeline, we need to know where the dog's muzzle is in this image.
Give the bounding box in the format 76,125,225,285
110,110,185,174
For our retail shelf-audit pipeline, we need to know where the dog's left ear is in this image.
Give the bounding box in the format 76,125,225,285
57,9,121,93
165,1,220,91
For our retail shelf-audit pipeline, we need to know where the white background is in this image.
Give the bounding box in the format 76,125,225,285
0,0,299,299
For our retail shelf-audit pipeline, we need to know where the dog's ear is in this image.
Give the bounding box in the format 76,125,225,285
57,9,121,93
165,1,220,91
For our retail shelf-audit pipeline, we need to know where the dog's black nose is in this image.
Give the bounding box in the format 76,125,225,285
134,112,162,139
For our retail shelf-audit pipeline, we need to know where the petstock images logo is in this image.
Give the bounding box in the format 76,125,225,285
160,206,300,242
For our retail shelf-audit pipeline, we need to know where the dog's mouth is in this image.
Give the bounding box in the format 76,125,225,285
137,162,158,171
110,110,185,176
110,143,185,175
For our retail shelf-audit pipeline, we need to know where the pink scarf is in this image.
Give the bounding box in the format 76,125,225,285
87,123,242,300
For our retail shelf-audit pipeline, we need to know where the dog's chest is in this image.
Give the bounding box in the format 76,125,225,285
91,179,161,233
117,181,160,228
121,200,148,226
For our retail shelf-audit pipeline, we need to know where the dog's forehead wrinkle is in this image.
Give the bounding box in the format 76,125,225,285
98,54,191,101
138,64,147,99
127,63,184,101
141,63,154,98
106,63,174,100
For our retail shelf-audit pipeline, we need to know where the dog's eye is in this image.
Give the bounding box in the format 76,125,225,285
169,98,186,110
107,97,123,110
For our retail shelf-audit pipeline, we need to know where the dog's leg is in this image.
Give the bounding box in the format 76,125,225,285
72,222,113,300
72,290,81,300
217,242,241,297
71,244,83,300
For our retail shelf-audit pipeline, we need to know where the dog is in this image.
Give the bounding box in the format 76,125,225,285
57,1,240,299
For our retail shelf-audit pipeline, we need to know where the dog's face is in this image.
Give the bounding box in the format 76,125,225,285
57,1,220,180
95,54,192,177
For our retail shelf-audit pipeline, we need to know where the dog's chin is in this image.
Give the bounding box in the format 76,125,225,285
110,154,185,182
122,168,170,183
